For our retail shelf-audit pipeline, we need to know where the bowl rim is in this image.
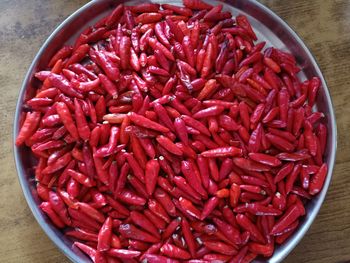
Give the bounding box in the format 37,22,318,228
13,0,337,262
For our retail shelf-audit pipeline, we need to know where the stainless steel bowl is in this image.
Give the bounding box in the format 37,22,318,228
13,0,337,262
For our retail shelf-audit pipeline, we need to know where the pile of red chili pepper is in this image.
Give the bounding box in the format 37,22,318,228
16,0,329,262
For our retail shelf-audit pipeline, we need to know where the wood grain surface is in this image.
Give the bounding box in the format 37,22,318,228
0,0,349,262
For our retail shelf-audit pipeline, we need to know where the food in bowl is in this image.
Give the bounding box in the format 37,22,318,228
15,0,329,261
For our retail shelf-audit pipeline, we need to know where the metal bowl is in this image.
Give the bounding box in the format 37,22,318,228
13,0,337,262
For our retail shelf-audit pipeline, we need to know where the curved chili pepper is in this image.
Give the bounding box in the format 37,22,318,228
203,240,238,256
97,216,112,252
154,22,171,49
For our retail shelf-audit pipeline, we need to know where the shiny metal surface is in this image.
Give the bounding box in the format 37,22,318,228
13,0,337,262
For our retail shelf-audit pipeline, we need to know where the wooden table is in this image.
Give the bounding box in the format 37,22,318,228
0,0,349,262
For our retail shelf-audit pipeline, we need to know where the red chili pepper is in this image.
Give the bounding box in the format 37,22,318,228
130,135,147,169
156,135,183,156
265,133,295,152
129,3,160,13
236,214,265,244
99,74,118,98
56,102,79,140
97,217,112,252
145,159,160,195
204,240,238,256
201,147,243,158
129,112,169,133
154,188,176,217
42,152,72,175
154,22,171,49
66,229,97,243
73,242,97,261
73,99,90,141
270,203,304,235
135,13,163,24
149,37,175,61
309,163,328,195
130,211,160,239
119,224,159,243
93,155,110,186
107,249,141,259
128,174,148,199
160,218,181,240
78,202,105,223
160,243,191,260
48,191,71,226
16,111,41,146
117,189,147,206
274,163,294,184
178,197,201,219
